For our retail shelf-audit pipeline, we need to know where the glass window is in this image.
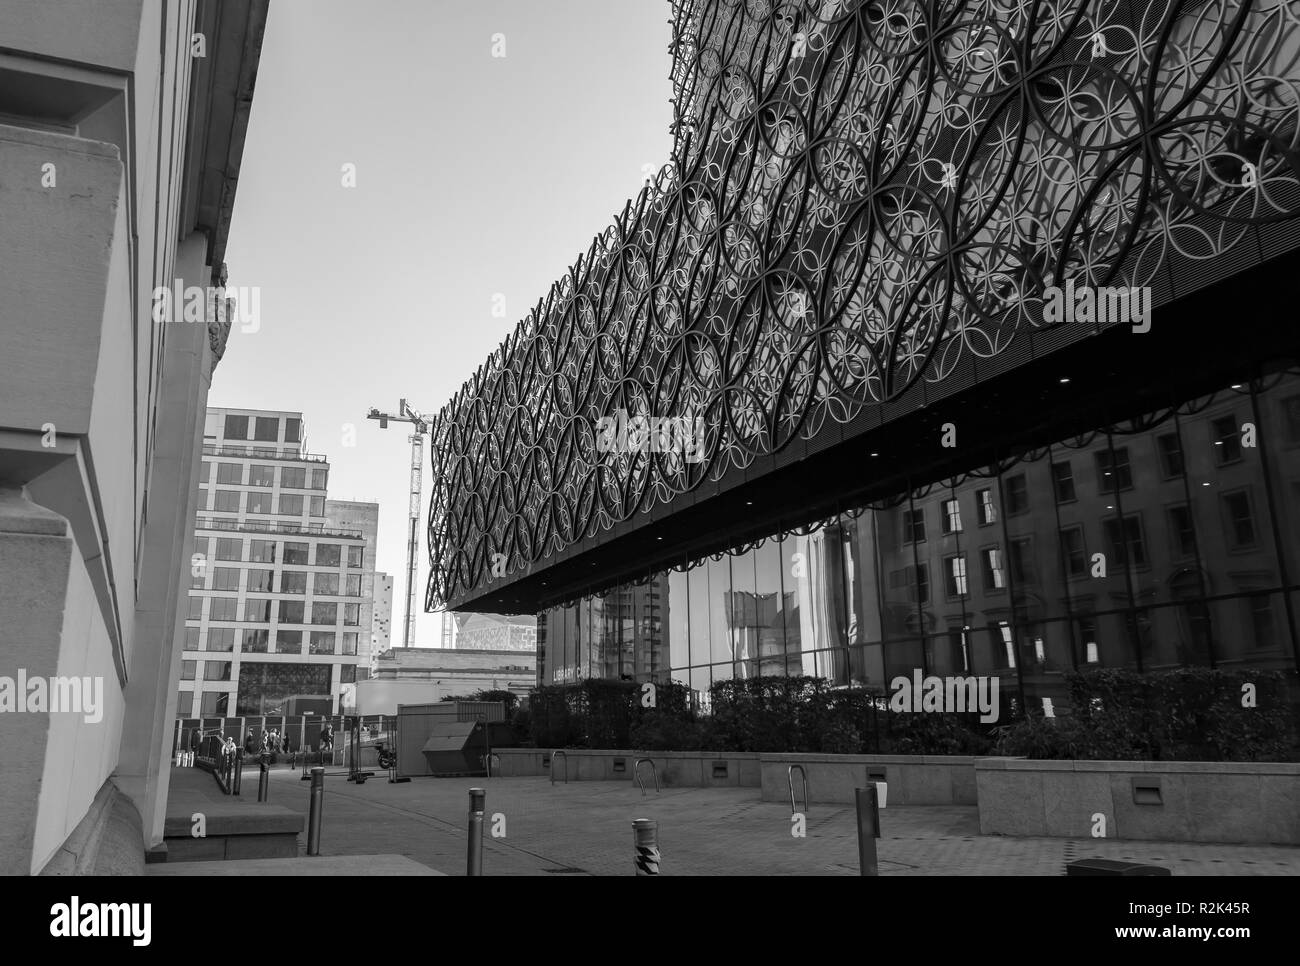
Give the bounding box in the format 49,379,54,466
1156,433,1184,478
1220,490,1256,548
1051,461,1076,503
343,603,360,626
200,461,210,483
284,418,302,443
254,416,279,442
1060,526,1088,577
347,546,363,568
281,467,306,489
248,464,275,487
283,542,309,565
311,602,338,625
345,574,362,596
207,628,236,652
941,498,962,533
887,563,928,604
176,690,192,716
309,631,336,655
1009,537,1035,584
215,538,242,561
1213,415,1242,464
981,547,1005,590
281,571,308,595
977,488,997,525
247,491,273,514
903,508,925,544
187,596,203,620
278,600,305,624
311,467,328,489
310,495,325,517
243,598,272,622
316,544,342,567
216,463,242,484
246,568,274,592
1166,505,1196,558
278,494,304,515
1095,446,1133,493
185,627,200,649
242,629,270,653
1004,474,1029,515
1245,596,1277,648
203,661,232,682
1103,515,1147,569
200,691,229,716
223,414,249,440
276,631,303,654
212,567,240,592
214,489,240,512
180,660,196,681
314,573,339,595
340,665,357,684
944,555,968,598
249,539,276,563
209,596,239,621
341,632,358,655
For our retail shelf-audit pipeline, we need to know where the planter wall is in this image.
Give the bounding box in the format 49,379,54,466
758,754,980,806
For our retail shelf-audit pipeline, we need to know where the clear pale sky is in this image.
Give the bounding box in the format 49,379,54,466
212,1,675,645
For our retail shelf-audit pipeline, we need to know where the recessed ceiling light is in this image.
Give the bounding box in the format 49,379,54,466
1231,384,1242,389
870,452,879,457
1059,377,1070,384
1202,482,1211,487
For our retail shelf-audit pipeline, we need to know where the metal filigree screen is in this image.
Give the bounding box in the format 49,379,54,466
428,0,1300,610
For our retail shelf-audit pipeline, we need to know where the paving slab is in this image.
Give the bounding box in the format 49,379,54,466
148,854,441,876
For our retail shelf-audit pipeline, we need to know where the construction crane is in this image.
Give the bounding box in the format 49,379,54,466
367,399,439,649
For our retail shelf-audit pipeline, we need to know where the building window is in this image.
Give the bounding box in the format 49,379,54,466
250,539,276,563
190,569,206,590
213,490,240,513
212,567,241,592
941,498,962,534
340,665,357,684
1220,490,1256,548
254,416,279,442
315,573,339,596
889,565,928,603
1166,505,1196,558
981,547,1005,590
181,660,196,681
309,631,336,655
341,632,358,656
215,538,242,561
209,597,239,621
995,621,1015,668
185,627,201,650
1095,446,1133,493
347,546,363,568
283,542,309,565
1157,433,1184,479
281,571,308,595
311,467,328,489
200,461,210,483
1008,537,1034,584
1077,617,1099,664
176,691,192,716
207,628,236,652
1004,474,1029,515
316,543,342,567
223,415,249,440
345,574,362,596
243,598,273,622
902,509,925,544
944,555,968,598
285,418,302,443
278,494,304,515
1246,596,1276,648
247,568,274,592
281,467,307,489
977,488,997,525
200,692,229,716
242,629,270,653
276,631,303,654
312,602,338,625
1212,415,1242,464
1059,526,1088,577
247,491,273,514
310,495,325,517
216,462,243,484
278,600,305,624
344,603,360,626
1050,461,1076,503
1103,514,1148,569
202,662,233,682
249,464,275,487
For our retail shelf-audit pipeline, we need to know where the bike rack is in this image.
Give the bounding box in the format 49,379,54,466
634,758,660,797
788,764,809,815
550,750,569,785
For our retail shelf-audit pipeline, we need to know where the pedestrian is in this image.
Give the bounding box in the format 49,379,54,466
320,721,334,765
244,727,256,756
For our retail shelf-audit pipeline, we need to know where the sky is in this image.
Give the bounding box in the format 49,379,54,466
213,0,675,646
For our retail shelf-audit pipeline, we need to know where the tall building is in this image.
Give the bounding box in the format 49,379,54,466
426,0,1300,722
324,500,380,683
181,409,372,718
371,571,394,670
454,612,539,652
0,0,268,874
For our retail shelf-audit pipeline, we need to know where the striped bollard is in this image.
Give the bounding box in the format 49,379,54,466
633,818,660,876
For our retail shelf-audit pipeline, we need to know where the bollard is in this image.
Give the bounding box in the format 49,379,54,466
466,788,485,876
257,754,270,802
307,767,324,856
855,785,880,876
231,749,243,796
633,818,660,876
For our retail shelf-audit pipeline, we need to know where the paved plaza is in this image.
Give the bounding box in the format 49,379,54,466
155,767,1300,876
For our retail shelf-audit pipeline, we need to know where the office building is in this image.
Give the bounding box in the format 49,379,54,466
371,571,394,672
453,613,538,652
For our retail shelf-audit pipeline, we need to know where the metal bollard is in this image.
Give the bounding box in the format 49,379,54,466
855,785,880,876
633,818,660,876
466,788,485,876
231,750,243,796
307,767,324,856
257,754,270,802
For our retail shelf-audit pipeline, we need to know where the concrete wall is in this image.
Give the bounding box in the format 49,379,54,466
492,749,763,788
758,754,979,806
976,759,1300,844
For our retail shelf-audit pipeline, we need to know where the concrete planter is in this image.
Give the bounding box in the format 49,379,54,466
493,748,762,787
759,753,979,806
976,759,1300,844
